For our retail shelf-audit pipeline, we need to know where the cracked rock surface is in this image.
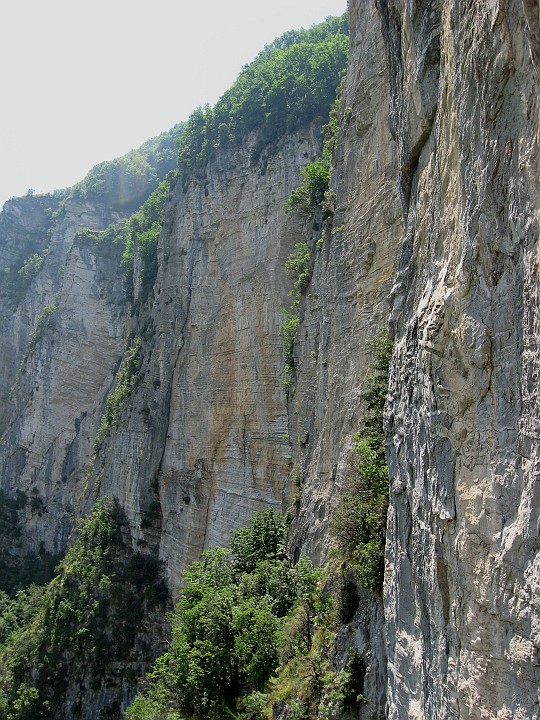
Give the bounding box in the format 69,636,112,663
382,1,540,717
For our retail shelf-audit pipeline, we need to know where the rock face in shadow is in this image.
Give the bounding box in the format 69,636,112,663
0,195,130,563
285,1,402,714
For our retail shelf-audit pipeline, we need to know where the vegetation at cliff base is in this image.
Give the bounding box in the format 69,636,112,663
0,498,168,720
126,509,338,720
126,508,370,720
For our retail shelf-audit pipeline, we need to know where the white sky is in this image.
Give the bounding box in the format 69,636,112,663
0,0,347,208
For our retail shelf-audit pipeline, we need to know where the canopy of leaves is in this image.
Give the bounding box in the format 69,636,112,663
126,509,317,720
176,15,348,181
0,499,169,720
71,123,184,210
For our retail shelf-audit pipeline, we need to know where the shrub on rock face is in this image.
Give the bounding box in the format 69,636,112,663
330,330,392,590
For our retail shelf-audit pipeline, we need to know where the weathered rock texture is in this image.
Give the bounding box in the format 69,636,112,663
286,1,402,714
0,1,539,718
0,124,324,589
379,1,540,718
96,126,323,589
0,196,130,562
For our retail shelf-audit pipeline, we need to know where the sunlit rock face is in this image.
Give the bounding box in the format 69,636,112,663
0,1,538,717
95,124,325,588
380,1,540,717
0,122,324,585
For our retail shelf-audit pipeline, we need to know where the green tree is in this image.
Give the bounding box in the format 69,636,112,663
285,159,331,215
176,17,348,180
230,508,286,573
126,510,315,720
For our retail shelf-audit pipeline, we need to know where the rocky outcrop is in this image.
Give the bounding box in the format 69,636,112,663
285,1,402,714
0,122,325,589
0,197,130,562
380,1,540,718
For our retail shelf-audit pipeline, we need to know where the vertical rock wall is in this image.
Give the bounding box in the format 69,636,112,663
1,3,538,717
288,1,402,714
0,197,130,559
380,1,540,717
91,126,325,589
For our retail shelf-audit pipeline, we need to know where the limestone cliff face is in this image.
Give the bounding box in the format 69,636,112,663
0,196,131,561
0,2,539,718
286,0,539,716
95,125,323,589
0,123,324,585
0,194,59,429
286,1,402,714
378,1,540,718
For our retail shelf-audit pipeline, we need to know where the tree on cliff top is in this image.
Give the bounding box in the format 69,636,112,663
176,15,348,180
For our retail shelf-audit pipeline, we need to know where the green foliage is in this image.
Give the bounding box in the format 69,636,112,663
285,159,331,215
285,82,342,218
127,509,316,720
315,652,366,720
176,16,348,181
121,176,171,304
265,561,370,720
70,174,171,308
0,499,168,720
267,564,336,720
0,195,59,305
278,309,299,393
277,74,346,398
94,340,142,452
361,330,393,441
0,587,45,650
71,124,183,210
6,298,57,362
330,330,393,589
236,690,268,720
230,508,286,573
27,303,57,353
17,252,46,285
284,242,311,304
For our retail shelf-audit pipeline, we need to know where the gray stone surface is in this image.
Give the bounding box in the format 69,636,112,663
0,2,538,717
381,1,540,717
